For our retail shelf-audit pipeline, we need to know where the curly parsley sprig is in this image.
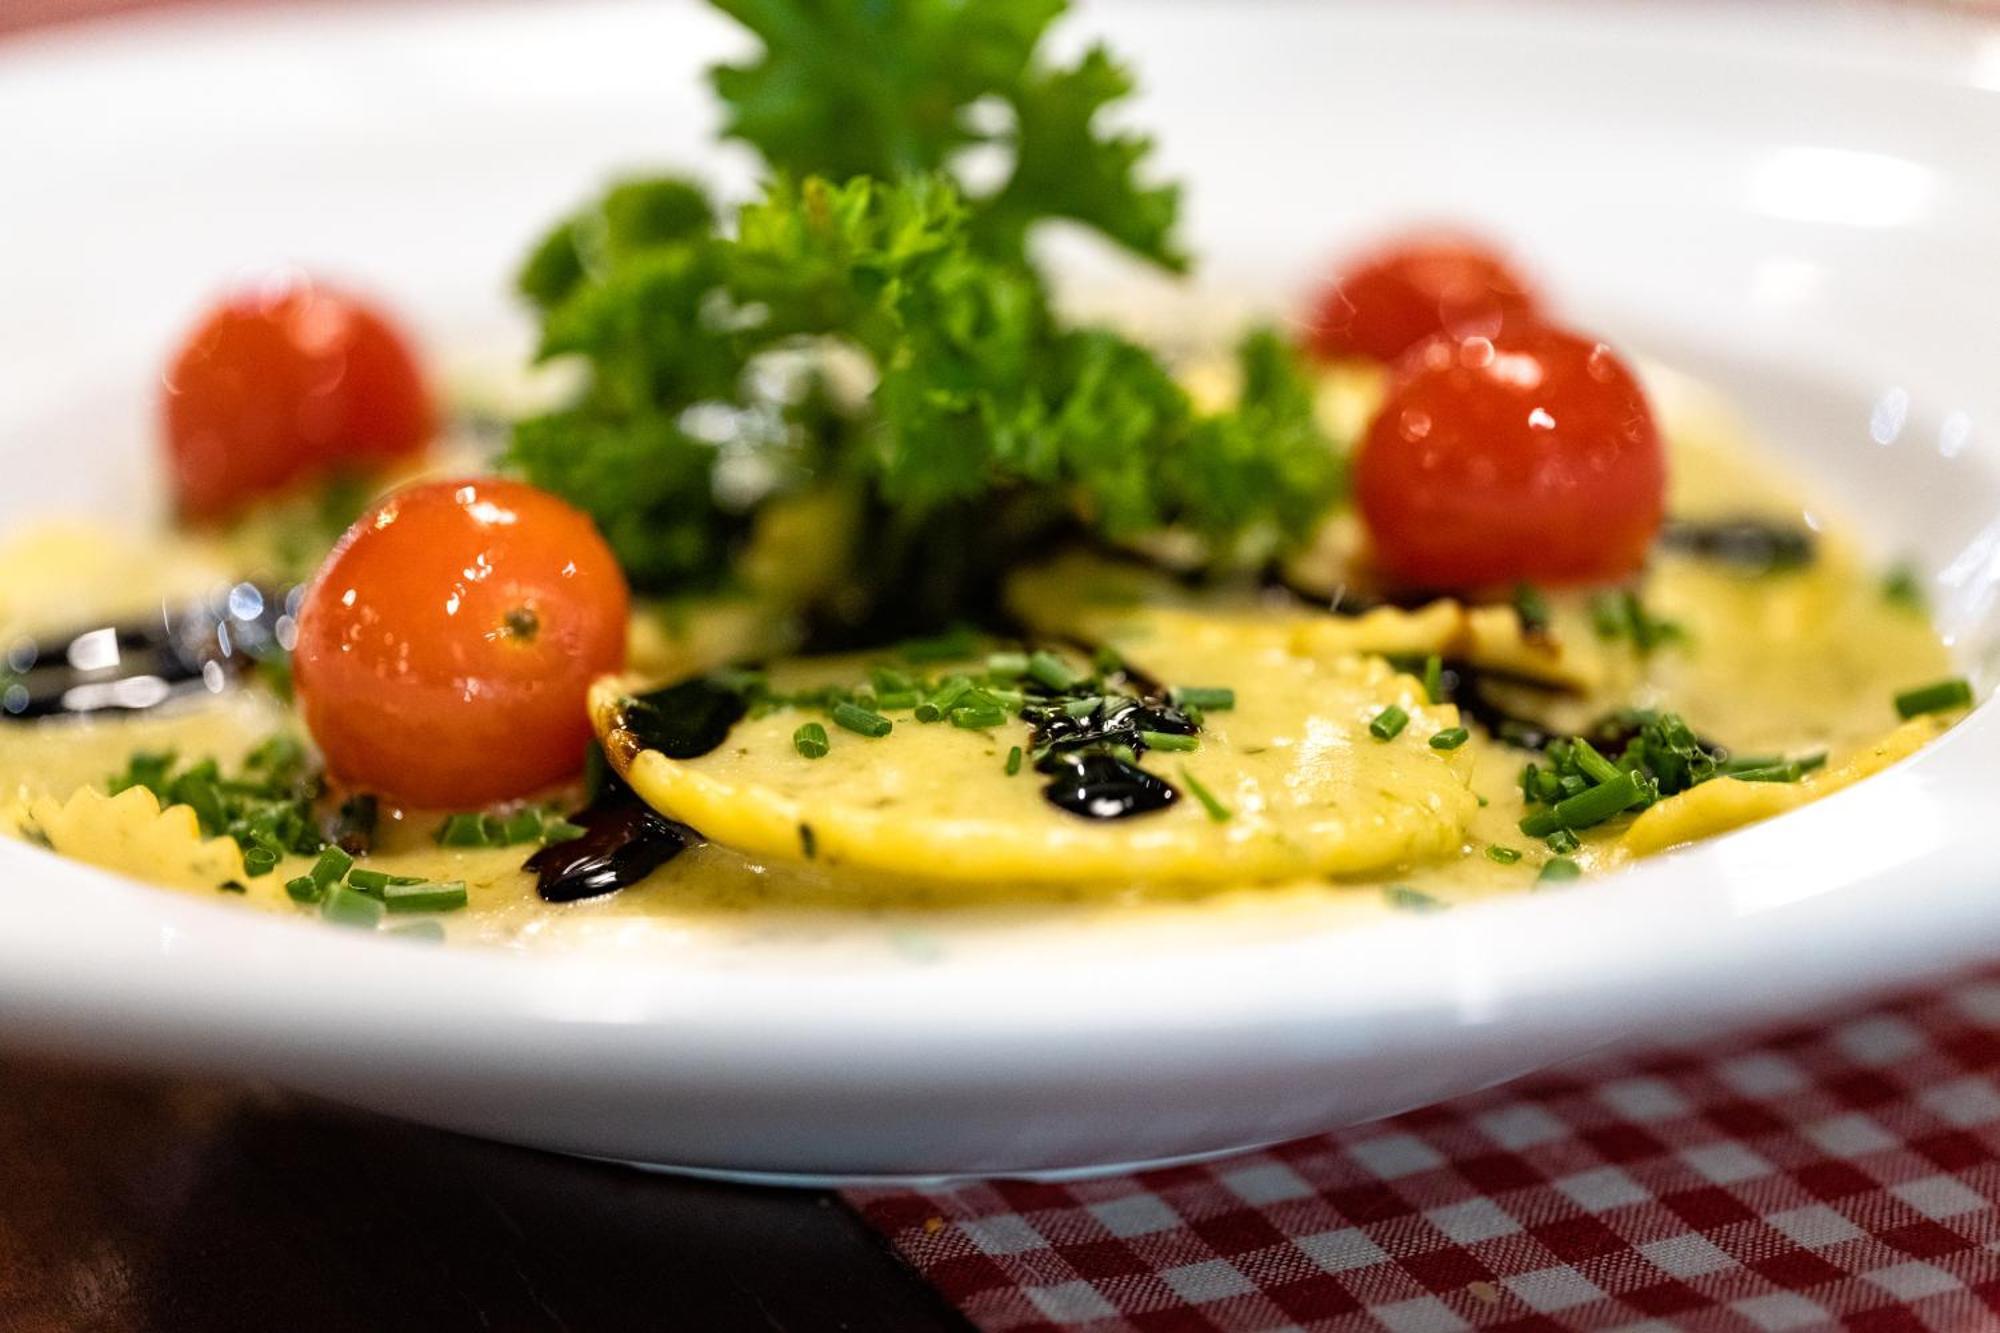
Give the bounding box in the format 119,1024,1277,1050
508,0,1343,632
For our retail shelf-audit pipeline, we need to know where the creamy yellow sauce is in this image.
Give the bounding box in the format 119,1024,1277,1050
0,366,1963,951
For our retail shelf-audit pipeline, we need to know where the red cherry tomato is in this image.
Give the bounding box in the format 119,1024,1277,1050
163,277,433,520
1354,326,1665,589
1306,234,1540,364
293,478,629,808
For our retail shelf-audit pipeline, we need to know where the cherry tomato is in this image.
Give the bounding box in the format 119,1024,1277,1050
1354,326,1665,589
1306,234,1540,364
293,478,629,808
163,277,433,520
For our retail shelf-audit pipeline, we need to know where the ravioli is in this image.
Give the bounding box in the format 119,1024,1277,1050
594,643,1478,887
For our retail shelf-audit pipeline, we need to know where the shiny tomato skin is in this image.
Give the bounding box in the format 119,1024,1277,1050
1354,326,1665,590
163,278,433,520
1307,234,1540,364
293,478,629,808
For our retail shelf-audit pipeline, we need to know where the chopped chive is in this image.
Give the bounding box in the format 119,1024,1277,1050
544,820,586,844
309,845,353,890
1179,767,1231,822
831,701,893,737
1538,857,1582,883
347,867,426,895
1882,562,1927,613
1484,845,1522,865
1557,774,1589,798
1894,677,1973,719
1005,745,1023,775
1798,751,1828,773
1428,727,1470,751
388,919,446,944
1421,655,1444,705
794,721,830,758
241,847,280,878
1547,828,1581,855
899,626,978,663
1383,884,1448,913
502,808,546,844
1369,705,1410,741
1729,763,1805,783
1570,738,1623,786
1026,650,1080,691
1171,686,1235,712
869,665,916,695
285,874,324,905
320,882,385,929
984,687,1025,711
1513,582,1551,635
950,703,1008,730
1139,730,1198,752
984,651,1029,679
1717,753,1781,774
916,676,974,722
1520,769,1653,836
1063,696,1101,719
1092,645,1125,675
874,688,921,711
435,813,492,847
382,879,469,914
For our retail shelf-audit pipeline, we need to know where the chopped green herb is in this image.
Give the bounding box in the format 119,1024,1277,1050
1484,846,1522,865
1063,696,1102,719
984,652,1029,679
1520,769,1655,837
1369,705,1410,741
1538,857,1582,884
1727,762,1805,783
874,688,922,711
1428,727,1470,751
320,883,385,929
284,875,324,905
1005,745,1024,776
308,846,353,891
950,703,1009,730
1138,730,1197,753
1421,655,1443,705
1882,562,1927,613
217,879,247,895
382,880,470,915
1179,767,1231,823
1092,645,1125,676
869,665,916,695
1894,677,1974,719
916,676,974,722
899,627,979,663
1546,829,1581,855
1589,589,1685,655
1383,885,1447,913
347,868,426,896
544,820,587,844
108,737,326,865
502,808,546,844
1513,582,1551,636
794,721,831,758
436,813,493,848
1171,686,1235,712
1026,650,1080,692
831,701,893,737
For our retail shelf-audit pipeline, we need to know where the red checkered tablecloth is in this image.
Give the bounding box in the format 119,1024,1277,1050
847,973,2000,1331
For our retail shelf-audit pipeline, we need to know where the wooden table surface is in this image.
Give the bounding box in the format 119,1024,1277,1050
0,1054,969,1332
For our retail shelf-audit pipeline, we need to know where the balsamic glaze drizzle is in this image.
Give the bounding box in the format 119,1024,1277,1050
617,677,749,759
525,775,700,903
1020,690,1197,820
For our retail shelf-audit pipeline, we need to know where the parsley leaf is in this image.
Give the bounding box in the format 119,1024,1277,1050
708,0,1181,270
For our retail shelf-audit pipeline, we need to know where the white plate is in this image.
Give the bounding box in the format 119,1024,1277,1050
2,0,1998,1184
